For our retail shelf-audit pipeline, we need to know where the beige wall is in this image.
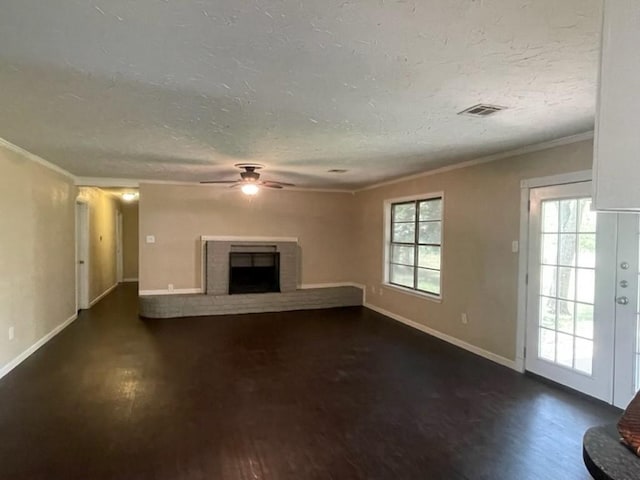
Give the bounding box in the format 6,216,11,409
0,144,76,370
78,187,120,302
139,184,356,291
137,141,592,362
121,201,139,280
354,140,594,361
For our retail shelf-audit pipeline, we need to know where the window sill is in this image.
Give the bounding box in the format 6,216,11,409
382,283,442,303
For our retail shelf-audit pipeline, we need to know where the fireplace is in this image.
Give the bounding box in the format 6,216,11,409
228,252,280,294
205,238,297,295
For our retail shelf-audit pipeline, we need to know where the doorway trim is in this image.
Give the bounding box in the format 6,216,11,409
515,169,592,373
116,210,123,283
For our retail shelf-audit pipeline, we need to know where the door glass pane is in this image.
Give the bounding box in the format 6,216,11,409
575,338,593,375
577,234,596,268
537,197,595,376
541,266,557,297
576,304,594,339
557,300,575,334
542,201,559,232
578,199,596,233
558,234,577,266
557,332,574,368
576,269,595,304
542,234,558,265
390,264,414,288
557,267,575,301
560,200,578,232
540,328,556,361
540,297,557,329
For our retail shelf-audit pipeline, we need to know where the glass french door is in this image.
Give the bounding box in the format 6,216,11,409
526,181,640,407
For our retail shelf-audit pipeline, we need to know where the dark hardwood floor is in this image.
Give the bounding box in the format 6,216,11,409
0,284,620,479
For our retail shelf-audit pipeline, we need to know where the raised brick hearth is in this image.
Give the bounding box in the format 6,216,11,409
139,236,362,319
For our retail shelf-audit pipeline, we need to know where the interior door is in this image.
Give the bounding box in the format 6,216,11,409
526,181,640,406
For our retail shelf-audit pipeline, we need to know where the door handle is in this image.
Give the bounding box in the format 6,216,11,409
616,296,629,305
78,260,85,265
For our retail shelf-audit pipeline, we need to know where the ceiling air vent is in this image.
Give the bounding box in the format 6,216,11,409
458,104,507,117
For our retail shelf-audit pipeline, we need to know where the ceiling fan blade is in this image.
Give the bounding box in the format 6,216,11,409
262,183,283,189
262,180,296,187
200,180,239,184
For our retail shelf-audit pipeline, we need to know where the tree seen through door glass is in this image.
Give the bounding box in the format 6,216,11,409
539,198,596,376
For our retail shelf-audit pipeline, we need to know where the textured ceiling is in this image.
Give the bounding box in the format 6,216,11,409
0,0,601,189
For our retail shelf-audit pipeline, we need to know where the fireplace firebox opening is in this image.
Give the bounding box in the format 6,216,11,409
229,252,280,294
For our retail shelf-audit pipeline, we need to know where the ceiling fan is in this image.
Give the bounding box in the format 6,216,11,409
200,164,295,195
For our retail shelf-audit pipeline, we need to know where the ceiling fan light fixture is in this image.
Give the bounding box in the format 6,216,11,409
241,183,260,196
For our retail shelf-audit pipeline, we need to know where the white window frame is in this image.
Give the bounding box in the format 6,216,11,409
383,192,444,301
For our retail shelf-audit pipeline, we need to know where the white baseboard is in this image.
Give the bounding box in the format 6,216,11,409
0,312,78,381
89,283,118,307
139,288,204,296
122,277,139,283
364,302,518,371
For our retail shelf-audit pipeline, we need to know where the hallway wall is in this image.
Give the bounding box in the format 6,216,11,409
0,141,76,374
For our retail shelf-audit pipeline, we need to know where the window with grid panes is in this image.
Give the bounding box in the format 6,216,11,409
388,196,442,296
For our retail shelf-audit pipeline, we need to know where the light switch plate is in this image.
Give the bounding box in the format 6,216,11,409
511,240,519,253
146,235,156,244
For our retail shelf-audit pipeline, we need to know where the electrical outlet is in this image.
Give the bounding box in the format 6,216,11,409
461,313,468,325
8,326,14,341
146,235,156,244
168,284,174,291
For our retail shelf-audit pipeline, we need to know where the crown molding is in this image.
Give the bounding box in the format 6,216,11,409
75,176,139,187
5,130,595,194
355,131,595,193
75,176,353,194
0,136,76,180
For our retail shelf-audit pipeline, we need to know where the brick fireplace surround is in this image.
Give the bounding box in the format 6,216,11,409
139,236,362,319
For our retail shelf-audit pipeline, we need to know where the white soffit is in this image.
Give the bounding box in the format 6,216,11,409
0,0,602,189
